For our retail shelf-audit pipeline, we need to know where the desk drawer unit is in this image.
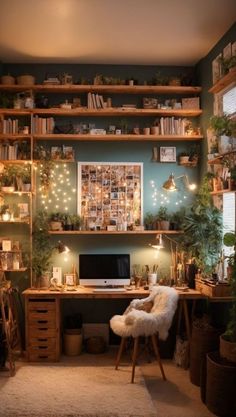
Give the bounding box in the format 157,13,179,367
26,297,60,362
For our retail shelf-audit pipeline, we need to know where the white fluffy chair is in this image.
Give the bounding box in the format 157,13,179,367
110,286,179,383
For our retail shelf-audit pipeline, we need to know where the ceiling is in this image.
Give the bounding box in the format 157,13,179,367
0,0,235,66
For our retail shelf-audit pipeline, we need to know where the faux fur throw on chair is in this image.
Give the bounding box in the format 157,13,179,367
110,286,179,340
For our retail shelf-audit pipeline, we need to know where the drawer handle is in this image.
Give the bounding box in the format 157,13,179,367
38,328,48,330
38,346,47,349
38,355,48,359
37,320,48,324
36,309,47,313
38,338,47,342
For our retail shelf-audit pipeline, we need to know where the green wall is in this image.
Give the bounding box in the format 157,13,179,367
196,22,236,177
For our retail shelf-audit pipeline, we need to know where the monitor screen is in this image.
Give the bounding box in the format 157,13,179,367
79,254,130,286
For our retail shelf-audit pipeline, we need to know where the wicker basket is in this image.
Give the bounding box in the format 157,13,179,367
17,75,35,85
1,75,15,85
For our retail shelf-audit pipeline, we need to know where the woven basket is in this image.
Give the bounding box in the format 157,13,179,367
1,75,15,85
17,75,35,85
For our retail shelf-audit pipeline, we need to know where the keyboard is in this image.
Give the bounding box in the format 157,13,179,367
93,288,127,293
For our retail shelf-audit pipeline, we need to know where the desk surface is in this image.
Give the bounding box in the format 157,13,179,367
23,286,205,300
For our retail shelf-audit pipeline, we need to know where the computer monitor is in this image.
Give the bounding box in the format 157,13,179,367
79,254,130,286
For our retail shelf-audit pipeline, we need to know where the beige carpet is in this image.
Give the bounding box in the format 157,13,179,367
0,352,157,417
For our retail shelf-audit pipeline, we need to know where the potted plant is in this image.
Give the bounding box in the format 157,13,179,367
0,165,17,192
156,206,170,230
144,212,155,230
178,151,190,165
170,207,186,230
180,174,223,274
70,214,82,231
219,231,236,363
49,212,64,231
209,114,236,138
34,145,54,195
32,210,53,288
15,164,31,191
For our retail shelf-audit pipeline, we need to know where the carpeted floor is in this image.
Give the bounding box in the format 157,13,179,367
0,352,157,417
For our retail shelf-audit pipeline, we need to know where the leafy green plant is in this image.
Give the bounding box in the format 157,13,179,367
144,212,155,230
209,114,236,137
34,145,54,194
222,232,236,342
180,174,223,273
32,210,53,280
156,206,169,221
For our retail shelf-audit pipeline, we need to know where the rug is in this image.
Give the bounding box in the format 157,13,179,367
0,352,157,417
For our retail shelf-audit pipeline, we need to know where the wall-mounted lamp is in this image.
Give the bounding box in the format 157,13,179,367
150,233,164,250
55,241,70,254
162,173,196,192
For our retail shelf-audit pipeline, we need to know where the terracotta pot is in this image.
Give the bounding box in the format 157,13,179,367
158,220,170,230
220,334,236,363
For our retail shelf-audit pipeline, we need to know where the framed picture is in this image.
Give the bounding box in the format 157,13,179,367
160,147,176,162
64,273,76,286
78,162,143,230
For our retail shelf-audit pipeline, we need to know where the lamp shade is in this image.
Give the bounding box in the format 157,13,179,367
162,173,178,191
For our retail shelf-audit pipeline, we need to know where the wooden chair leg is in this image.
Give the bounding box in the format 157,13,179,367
131,337,139,383
151,334,166,381
115,337,126,370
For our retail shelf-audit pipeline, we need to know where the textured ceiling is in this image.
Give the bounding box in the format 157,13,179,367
0,0,235,65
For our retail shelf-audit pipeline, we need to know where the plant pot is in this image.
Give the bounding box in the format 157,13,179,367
148,273,157,285
179,156,190,165
205,351,236,417
158,220,170,230
190,321,222,386
220,334,236,363
22,183,31,192
38,274,50,288
50,221,63,231
1,186,15,193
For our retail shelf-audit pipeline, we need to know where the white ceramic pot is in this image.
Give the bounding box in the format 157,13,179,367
148,273,157,285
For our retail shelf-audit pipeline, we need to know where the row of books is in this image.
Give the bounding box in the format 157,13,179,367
159,117,190,136
0,142,22,160
87,93,106,109
32,116,55,134
1,119,21,134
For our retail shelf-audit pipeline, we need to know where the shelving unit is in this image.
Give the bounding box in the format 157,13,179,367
208,70,236,199
0,80,202,287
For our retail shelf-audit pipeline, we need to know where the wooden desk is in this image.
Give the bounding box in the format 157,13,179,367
23,287,204,362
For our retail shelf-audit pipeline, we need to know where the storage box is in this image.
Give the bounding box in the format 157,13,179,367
182,97,200,109
195,278,231,297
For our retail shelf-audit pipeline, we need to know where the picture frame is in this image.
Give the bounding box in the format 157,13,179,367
64,273,76,286
78,162,143,230
160,147,176,162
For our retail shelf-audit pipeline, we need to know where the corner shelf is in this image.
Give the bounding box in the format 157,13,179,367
209,68,236,94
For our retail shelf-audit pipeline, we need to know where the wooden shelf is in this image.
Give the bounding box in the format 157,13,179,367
0,134,31,140
0,268,27,272
32,108,202,117
210,189,236,195
0,84,202,94
0,109,31,116
0,160,31,164
49,230,183,235
0,219,30,224
207,151,236,165
34,133,203,142
209,68,236,94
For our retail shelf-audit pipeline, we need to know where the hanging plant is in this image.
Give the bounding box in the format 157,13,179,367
34,145,54,195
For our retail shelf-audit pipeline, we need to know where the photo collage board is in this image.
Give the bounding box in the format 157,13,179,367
78,162,143,230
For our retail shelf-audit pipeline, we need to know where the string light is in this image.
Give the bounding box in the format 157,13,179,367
38,162,75,212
